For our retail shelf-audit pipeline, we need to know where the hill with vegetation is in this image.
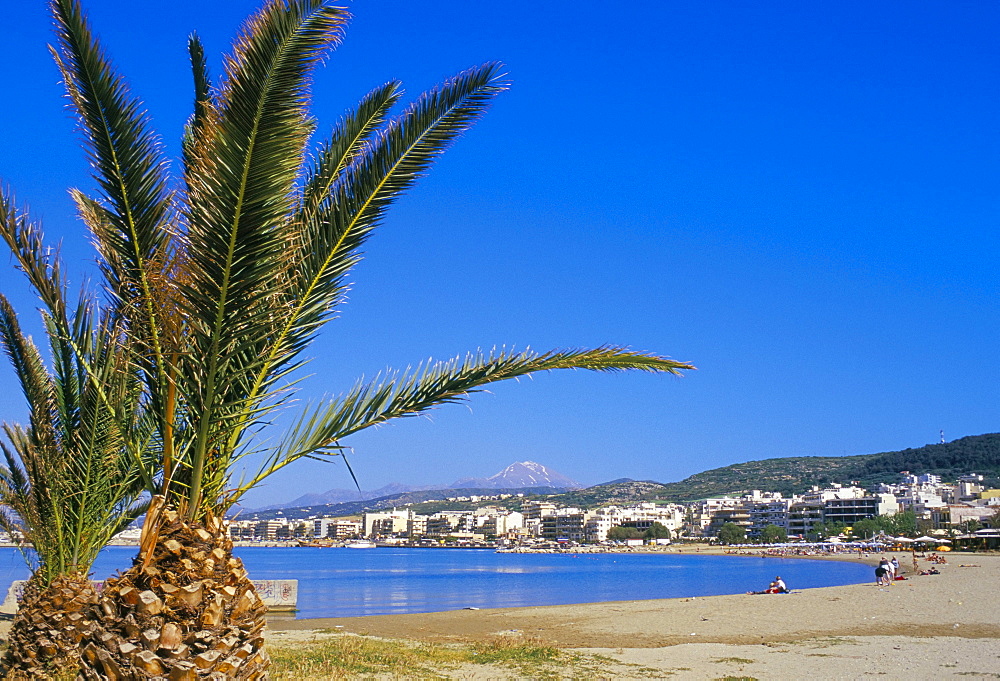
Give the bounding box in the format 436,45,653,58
244,434,1000,519
502,433,1000,508
643,433,1000,503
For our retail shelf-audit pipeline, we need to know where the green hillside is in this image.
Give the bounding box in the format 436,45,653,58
644,432,1000,503
247,433,1000,519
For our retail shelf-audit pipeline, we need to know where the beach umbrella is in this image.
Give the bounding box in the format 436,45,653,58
913,536,938,543
892,536,915,543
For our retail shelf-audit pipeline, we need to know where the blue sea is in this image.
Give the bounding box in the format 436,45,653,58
0,547,873,619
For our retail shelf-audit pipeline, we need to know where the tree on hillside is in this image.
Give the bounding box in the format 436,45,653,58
0,0,695,675
717,522,746,545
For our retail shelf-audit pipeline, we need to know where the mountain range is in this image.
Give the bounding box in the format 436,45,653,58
246,433,1000,519
254,460,581,511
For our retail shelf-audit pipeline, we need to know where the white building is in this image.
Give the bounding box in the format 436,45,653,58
313,517,362,539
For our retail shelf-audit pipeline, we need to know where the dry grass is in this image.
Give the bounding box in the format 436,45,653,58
268,632,662,679
268,634,466,679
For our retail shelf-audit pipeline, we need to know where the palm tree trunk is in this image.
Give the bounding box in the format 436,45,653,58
1,572,99,678
78,508,269,679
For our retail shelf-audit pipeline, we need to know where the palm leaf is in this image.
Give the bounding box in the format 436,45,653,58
242,347,693,494
50,0,174,303
177,0,350,514
232,65,508,453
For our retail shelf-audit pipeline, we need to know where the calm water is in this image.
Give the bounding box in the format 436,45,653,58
0,547,873,619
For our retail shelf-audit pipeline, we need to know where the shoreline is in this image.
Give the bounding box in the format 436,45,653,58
270,548,992,646
268,551,1000,678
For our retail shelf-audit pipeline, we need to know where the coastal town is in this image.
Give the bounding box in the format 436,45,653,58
217,471,1000,548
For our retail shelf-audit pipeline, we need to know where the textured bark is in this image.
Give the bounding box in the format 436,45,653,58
0,572,99,679
77,509,270,680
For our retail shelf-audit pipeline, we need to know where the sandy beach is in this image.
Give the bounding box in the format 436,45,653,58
269,549,1000,679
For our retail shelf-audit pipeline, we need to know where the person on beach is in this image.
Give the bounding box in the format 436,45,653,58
891,556,900,578
886,556,896,583
876,558,889,585
748,576,789,594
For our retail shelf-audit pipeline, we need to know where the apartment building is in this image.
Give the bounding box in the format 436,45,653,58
424,511,469,537
747,495,793,538
706,507,751,537
582,503,682,542
685,497,744,536
479,511,525,537
540,508,590,542
822,493,898,526
363,510,412,537
313,517,362,539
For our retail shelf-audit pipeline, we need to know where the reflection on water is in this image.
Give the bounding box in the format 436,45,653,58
0,546,872,619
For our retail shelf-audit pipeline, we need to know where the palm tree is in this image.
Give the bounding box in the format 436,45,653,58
5,0,695,677
0,192,149,677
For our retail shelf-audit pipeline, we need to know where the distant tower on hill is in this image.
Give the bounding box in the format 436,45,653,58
940,429,945,444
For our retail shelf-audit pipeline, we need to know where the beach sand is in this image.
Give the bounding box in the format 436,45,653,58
270,550,1000,679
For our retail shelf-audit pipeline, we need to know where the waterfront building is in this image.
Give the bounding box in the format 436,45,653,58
821,493,898,526
363,509,411,537
228,519,256,541
479,511,524,537
541,508,590,542
424,511,469,537
256,519,288,541
313,517,362,539
408,513,428,538
947,503,997,531
685,497,744,537
522,500,558,521
585,502,686,542
746,495,793,538
706,506,752,537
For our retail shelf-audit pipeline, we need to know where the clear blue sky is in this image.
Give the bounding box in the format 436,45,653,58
1,1,998,507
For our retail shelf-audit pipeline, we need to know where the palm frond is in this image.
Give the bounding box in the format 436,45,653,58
296,80,403,232
50,0,174,303
242,347,693,494
0,295,61,457
0,274,148,583
182,33,212,179
177,0,350,515
303,62,507,320
50,0,179,487
0,187,68,324
233,65,508,437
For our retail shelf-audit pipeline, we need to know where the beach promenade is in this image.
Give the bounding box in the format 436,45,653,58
269,549,1000,679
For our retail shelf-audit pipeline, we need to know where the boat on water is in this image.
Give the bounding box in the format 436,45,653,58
295,539,334,548
345,540,377,549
